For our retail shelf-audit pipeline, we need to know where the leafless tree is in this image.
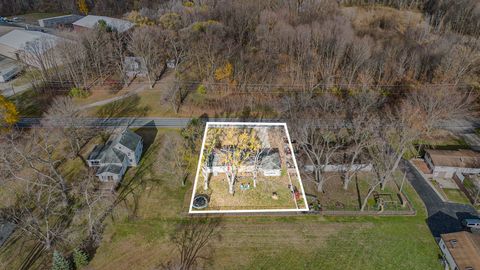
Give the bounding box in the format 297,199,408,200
0,130,73,250
56,39,90,89
157,134,190,187
128,27,168,88
42,96,96,162
163,217,222,270
21,37,62,86
164,79,190,114
408,86,477,134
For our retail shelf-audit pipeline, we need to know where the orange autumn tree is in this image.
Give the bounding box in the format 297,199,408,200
0,95,19,127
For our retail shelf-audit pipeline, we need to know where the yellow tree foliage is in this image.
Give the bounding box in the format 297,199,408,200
127,11,156,26
0,95,19,126
214,62,233,82
77,0,89,15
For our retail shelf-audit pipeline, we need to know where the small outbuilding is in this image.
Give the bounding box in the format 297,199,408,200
424,149,480,178
38,14,84,28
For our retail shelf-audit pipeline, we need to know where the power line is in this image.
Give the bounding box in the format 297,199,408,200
22,79,472,93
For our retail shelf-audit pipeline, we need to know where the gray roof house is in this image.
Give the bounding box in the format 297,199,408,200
124,56,148,77
73,15,134,33
205,148,282,177
87,129,143,183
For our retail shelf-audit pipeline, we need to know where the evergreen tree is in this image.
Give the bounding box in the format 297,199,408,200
73,248,89,269
52,251,71,270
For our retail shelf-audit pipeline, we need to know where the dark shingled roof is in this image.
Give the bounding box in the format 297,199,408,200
96,164,123,175
113,129,142,152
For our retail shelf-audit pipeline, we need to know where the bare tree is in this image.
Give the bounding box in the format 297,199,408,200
163,218,222,270
408,86,477,134
42,96,96,162
128,27,168,88
342,90,383,190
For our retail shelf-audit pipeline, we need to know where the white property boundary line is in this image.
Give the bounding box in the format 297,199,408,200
189,122,310,214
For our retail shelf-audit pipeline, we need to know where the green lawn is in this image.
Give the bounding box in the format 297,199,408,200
88,128,442,270
9,89,53,117
11,12,66,24
443,188,471,204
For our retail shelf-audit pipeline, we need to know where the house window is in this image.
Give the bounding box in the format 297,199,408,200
107,175,113,181
91,160,100,166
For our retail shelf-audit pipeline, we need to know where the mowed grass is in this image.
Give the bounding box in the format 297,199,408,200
89,129,442,270
195,175,299,211
443,188,471,204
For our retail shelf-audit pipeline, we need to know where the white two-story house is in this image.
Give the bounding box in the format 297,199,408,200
87,129,143,182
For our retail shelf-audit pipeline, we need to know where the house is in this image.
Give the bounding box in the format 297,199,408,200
38,14,84,28
439,231,480,270
424,149,480,178
124,56,148,77
205,148,282,177
87,129,143,182
0,29,62,68
73,15,134,33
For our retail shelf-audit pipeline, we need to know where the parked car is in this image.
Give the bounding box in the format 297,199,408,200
461,218,480,229
12,17,24,22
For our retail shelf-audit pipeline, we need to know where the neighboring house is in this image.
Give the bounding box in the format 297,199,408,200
424,149,480,178
87,129,143,182
73,15,134,33
439,231,480,270
0,56,21,82
0,29,62,68
124,56,148,77
205,148,282,177
38,14,84,28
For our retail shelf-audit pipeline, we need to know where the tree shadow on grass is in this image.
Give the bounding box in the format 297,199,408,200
134,121,158,154
96,94,150,118
10,89,57,117
161,217,223,270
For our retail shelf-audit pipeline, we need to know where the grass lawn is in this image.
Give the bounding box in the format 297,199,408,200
11,12,66,24
443,188,471,204
305,172,406,211
88,128,442,270
9,89,54,117
195,174,300,211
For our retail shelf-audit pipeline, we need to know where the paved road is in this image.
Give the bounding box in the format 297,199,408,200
400,160,479,240
17,117,194,128
16,117,280,128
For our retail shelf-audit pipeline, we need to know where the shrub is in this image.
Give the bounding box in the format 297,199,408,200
73,248,89,269
196,84,207,95
69,87,90,98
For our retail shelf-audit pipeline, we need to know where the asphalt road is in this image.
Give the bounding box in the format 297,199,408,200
15,116,480,129
400,160,479,240
16,117,283,128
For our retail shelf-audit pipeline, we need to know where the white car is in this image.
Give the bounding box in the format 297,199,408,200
461,218,480,229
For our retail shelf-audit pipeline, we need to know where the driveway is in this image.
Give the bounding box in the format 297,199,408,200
400,160,479,240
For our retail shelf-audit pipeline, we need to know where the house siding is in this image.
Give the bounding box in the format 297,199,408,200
439,239,458,270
